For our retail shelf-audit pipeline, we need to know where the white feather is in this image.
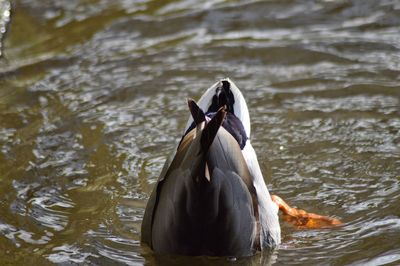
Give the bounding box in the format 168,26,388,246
184,78,251,138
243,141,281,246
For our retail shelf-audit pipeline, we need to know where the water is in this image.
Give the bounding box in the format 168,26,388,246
0,0,399,265
0,0,11,58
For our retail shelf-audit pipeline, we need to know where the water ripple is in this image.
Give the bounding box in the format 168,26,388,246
0,0,10,57
1,0,400,265
47,244,98,264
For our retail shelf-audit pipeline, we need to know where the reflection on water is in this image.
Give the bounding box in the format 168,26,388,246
0,0,400,265
0,0,11,57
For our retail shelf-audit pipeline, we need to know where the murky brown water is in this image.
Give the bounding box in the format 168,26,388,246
1,0,400,265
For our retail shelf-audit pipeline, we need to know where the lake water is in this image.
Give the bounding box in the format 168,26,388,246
0,0,399,265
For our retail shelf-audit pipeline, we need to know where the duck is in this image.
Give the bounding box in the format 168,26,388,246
141,78,341,257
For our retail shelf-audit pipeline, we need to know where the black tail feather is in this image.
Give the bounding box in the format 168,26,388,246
200,107,226,152
188,98,206,125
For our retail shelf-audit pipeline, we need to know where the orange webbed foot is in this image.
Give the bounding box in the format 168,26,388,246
271,195,342,229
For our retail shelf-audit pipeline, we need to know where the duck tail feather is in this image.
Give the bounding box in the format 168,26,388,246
187,98,206,125
201,106,226,152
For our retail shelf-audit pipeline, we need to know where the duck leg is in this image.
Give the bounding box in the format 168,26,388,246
271,195,342,229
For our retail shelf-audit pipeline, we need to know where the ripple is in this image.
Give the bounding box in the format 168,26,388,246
350,249,400,266
2,0,400,265
95,241,144,265
0,221,52,247
27,188,74,231
86,226,144,265
47,244,97,264
0,0,10,57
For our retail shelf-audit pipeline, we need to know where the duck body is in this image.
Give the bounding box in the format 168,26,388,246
141,79,281,257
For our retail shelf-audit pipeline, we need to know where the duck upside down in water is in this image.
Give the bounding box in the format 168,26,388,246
141,78,341,257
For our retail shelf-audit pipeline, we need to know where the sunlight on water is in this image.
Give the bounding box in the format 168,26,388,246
0,0,11,57
0,0,399,264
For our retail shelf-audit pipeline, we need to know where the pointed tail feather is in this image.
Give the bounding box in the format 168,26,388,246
187,98,227,153
200,106,226,152
187,98,206,125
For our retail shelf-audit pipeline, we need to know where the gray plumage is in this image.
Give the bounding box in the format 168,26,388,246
142,101,260,257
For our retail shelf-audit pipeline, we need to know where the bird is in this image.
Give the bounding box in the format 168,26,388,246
141,78,341,257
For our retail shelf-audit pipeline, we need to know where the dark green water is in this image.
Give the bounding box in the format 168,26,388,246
0,0,399,265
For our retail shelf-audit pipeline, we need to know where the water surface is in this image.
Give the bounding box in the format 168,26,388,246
0,0,400,265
